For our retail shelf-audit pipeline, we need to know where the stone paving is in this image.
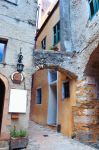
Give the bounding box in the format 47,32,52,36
25,121,97,150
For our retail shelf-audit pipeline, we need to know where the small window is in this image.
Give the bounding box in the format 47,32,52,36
36,88,42,104
88,0,99,18
41,37,46,49
5,0,18,5
62,81,70,99
53,21,60,45
0,39,7,63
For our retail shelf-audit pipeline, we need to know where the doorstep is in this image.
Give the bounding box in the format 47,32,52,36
0,141,9,150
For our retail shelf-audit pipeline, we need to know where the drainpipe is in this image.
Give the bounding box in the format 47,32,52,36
57,72,61,133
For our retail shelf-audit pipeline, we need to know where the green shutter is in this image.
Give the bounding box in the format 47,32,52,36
89,0,99,19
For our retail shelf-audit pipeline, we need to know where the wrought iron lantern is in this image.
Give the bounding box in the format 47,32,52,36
17,49,24,73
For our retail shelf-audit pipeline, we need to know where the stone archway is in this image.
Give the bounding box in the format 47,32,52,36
32,45,99,144
33,50,77,77
85,44,99,77
31,52,77,137
73,45,99,144
0,74,10,138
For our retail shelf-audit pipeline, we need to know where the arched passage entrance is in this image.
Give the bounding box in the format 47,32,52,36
0,79,5,133
73,45,99,144
85,45,99,99
30,64,77,137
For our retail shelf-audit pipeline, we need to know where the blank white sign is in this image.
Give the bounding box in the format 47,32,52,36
9,89,27,113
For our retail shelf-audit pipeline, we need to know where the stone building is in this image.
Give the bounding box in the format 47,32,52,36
59,0,99,143
35,0,60,50
0,0,37,139
31,1,76,138
37,0,58,28
32,0,99,144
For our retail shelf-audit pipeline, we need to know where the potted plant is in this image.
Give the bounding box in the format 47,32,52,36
9,126,28,149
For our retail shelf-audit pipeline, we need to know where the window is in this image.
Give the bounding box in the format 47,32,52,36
0,39,7,63
41,37,46,49
36,88,42,104
62,81,70,99
48,70,57,83
53,21,60,45
5,0,18,5
88,0,99,18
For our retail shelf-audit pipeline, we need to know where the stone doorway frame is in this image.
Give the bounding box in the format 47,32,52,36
0,79,5,133
0,74,10,138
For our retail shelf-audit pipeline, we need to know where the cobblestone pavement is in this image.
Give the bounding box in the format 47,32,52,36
25,121,97,150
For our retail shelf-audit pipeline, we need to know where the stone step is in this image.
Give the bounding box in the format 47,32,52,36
0,141,9,150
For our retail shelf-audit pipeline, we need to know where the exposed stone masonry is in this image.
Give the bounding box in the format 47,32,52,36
73,78,99,143
0,0,37,138
33,49,99,144
33,50,77,78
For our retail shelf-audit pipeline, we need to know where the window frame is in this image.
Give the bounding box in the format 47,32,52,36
0,39,8,64
41,37,46,50
62,80,70,100
36,87,42,105
88,0,99,19
53,21,60,46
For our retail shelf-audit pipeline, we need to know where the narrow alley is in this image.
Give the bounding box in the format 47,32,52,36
25,121,97,150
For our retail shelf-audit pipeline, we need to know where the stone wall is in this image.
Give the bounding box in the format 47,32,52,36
32,0,99,144
70,0,99,53
73,77,99,143
60,0,99,53
36,4,60,50
0,0,37,138
33,48,99,143
59,0,72,52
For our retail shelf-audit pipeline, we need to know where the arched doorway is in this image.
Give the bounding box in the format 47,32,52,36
75,45,99,143
0,79,5,133
85,45,99,99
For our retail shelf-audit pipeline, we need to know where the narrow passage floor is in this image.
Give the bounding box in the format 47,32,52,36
25,121,97,150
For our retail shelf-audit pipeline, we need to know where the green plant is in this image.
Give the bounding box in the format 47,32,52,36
19,129,27,137
10,126,27,138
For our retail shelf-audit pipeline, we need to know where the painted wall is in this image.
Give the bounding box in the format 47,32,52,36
31,69,76,137
31,69,49,125
57,72,76,137
36,5,60,50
